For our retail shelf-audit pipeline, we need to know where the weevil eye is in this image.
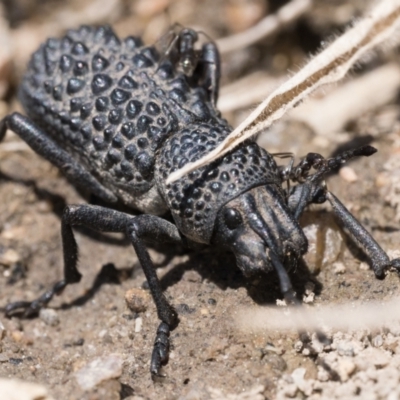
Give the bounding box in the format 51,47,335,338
224,208,243,230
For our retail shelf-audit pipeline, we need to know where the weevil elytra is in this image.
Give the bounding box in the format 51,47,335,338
1,25,399,377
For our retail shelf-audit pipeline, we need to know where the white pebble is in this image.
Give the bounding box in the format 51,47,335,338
303,292,315,303
0,378,53,400
302,348,311,356
0,320,6,340
387,249,400,260
134,317,143,333
337,358,356,381
294,341,303,353
75,355,123,391
333,262,346,274
0,249,20,266
359,262,370,270
340,166,358,182
372,334,383,347
39,309,60,327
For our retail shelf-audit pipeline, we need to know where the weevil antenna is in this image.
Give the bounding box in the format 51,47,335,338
309,145,376,183
268,250,298,305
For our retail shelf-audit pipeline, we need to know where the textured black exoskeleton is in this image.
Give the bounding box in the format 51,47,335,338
1,25,399,377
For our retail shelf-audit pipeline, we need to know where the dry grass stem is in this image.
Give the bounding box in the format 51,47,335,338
167,0,400,184
237,296,400,333
289,63,400,136
216,0,312,54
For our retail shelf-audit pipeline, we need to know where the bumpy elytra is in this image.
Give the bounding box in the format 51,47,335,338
1,25,400,377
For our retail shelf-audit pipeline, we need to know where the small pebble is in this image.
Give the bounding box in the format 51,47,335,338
11,330,24,343
373,334,383,347
339,166,358,182
337,358,356,381
0,320,6,340
0,249,21,266
359,262,370,270
75,355,123,391
39,309,60,327
303,292,315,304
182,270,202,283
294,341,303,353
134,317,142,333
387,249,400,260
337,342,355,357
0,378,53,400
302,348,311,356
125,288,150,313
333,261,346,274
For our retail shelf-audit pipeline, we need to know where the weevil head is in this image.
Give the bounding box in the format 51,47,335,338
157,123,306,261
212,185,308,277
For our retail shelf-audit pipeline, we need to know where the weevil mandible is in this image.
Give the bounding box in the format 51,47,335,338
1,25,399,377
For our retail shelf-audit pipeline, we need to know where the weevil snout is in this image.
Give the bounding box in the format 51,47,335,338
212,185,308,277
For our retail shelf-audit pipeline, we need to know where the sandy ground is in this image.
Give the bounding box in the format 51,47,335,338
1,1,400,399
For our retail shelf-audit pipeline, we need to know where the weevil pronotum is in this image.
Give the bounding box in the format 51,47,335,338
1,0,400,378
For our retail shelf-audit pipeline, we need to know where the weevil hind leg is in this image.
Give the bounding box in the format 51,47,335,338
0,112,118,204
5,204,184,377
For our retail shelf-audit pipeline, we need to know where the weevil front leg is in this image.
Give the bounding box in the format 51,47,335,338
5,204,183,377
325,191,400,278
194,42,221,107
288,182,400,278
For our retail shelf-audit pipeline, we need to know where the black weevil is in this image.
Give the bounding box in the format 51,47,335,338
1,25,399,376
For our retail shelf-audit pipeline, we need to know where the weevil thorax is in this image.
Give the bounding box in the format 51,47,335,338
156,126,284,244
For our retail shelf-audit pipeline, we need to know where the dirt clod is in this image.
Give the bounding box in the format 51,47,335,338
124,288,151,314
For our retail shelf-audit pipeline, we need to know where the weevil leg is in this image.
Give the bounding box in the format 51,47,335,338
0,112,118,203
194,42,221,107
287,181,322,219
326,191,400,278
288,183,400,277
5,204,183,376
125,215,182,377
